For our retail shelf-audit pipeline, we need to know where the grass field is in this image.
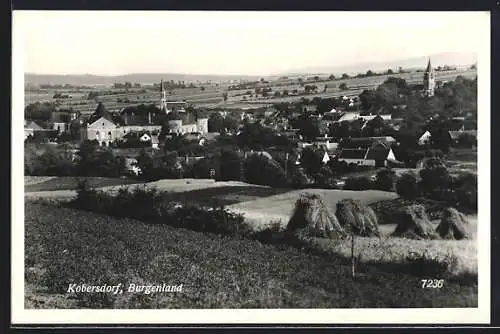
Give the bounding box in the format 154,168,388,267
24,200,477,309
24,176,143,192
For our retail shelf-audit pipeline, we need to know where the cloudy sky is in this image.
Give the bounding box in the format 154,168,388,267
14,11,488,76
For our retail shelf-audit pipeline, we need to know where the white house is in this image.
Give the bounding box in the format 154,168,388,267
139,133,152,142
418,130,432,146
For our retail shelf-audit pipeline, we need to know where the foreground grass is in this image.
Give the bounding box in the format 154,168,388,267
24,176,143,192
25,201,477,309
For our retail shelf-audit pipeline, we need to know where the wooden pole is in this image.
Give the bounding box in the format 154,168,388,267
351,233,355,278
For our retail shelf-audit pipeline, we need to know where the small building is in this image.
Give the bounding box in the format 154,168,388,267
337,147,396,167
24,120,54,140
313,136,338,152
418,130,432,146
139,133,152,142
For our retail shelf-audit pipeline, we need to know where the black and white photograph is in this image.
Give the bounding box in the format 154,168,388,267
12,10,490,324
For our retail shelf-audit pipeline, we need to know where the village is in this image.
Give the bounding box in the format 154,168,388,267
24,59,477,189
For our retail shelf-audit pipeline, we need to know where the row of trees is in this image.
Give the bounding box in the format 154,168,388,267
396,158,477,212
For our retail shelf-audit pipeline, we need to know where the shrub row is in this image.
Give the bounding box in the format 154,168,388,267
69,180,252,238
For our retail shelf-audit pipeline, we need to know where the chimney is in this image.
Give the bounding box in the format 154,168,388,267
148,112,152,124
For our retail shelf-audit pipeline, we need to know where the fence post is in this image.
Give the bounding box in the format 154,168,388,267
351,233,356,279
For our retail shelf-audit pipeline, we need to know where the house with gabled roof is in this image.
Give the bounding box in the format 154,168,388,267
337,146,396,167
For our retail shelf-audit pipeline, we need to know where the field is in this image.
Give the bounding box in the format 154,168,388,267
24,177,397,226
25,69,477,113
228,189,399,228
24,201,477,308
24,176,143,192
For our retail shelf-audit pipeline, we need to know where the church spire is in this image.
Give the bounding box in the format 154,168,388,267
423,58,435,97
426,58,432,72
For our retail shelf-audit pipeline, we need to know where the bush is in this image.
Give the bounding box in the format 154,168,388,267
374,168,397,191
343,176,373,191
70,184,251,238
396,172,420,199
244,154,287,187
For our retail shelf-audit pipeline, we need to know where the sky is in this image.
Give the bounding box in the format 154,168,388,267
14,11,489,76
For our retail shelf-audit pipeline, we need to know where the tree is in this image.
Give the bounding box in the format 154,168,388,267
375,169,396,191
200,86,205,91
328,74,335,80
386,69,394,75
396,172,420,199
419,158,452,194
299,148,322,180
244,154,287,187
293,114,320,142
339,83,348,90
222,92,228,102
313,76,320,81
366,70,375,77
341,73,349,79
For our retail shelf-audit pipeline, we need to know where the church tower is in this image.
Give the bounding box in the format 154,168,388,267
423,58,435,97
160,79,168,112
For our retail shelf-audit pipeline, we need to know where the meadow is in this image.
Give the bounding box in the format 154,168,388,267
24,200,477,309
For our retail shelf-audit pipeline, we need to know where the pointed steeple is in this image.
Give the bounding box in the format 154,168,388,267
160,79,164,92
426,58,432,72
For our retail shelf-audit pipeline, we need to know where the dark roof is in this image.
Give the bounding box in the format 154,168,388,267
87,102,115,125
338,149,368,159
166,111,197,124
340,137,391,150
365,147,390,160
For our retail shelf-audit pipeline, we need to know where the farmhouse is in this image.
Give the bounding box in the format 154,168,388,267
337,147,396,167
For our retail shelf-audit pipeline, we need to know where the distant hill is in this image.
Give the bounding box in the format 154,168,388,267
276,52,477,77
25,52,477,86
24,73,261,86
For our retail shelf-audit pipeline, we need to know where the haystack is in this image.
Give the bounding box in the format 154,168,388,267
391,205,438,239
286,193,346,239
335,199,380,237
436,207,472,240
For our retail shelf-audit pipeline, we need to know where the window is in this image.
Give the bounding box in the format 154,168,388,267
108,131,112,139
